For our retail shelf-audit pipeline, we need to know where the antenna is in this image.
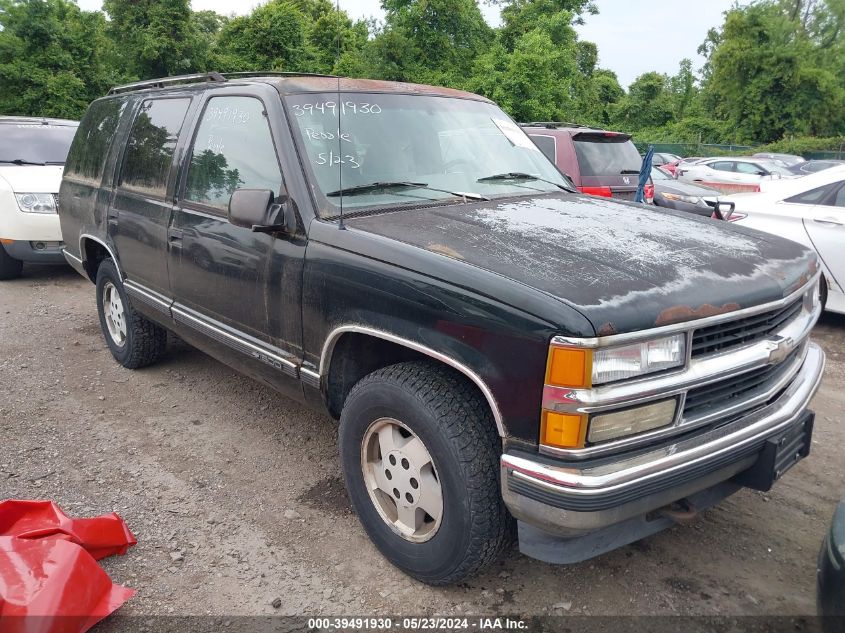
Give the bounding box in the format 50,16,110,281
336,0,345,230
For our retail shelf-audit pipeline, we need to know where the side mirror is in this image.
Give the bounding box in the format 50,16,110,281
228,188,296,235
756,170,769,177
713,200,736,221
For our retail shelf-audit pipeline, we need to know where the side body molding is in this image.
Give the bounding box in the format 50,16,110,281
319,325,507,438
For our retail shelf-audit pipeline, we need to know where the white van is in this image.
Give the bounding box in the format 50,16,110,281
0,117,78,279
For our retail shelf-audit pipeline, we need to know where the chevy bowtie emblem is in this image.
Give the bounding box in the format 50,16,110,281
623,176,631,185
766,336,794,365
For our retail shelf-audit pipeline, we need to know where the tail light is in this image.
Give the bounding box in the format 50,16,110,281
644,184,655,204
578,186,613,198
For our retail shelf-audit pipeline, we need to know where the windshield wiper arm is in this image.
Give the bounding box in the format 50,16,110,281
326,181,489,201
0,159,47,166
476,172,572,192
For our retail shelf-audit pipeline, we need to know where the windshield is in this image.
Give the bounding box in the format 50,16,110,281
572,133,643,177
0,122,78,164
651,167,671,180
285,93,570,216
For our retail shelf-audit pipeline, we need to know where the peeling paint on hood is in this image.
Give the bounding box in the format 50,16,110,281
347,193,818,334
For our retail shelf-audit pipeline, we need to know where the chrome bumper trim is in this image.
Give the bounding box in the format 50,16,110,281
502,342,825,498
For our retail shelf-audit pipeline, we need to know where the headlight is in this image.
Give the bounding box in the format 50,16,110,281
15,193,57,214
591,334,686,384
662,192,702,205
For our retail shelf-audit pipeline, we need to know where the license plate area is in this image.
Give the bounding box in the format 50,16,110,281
733,411,815,492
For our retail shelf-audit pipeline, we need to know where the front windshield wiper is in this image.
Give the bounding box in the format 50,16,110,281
326,181,489,201
0,159,47,166
476,172,573,192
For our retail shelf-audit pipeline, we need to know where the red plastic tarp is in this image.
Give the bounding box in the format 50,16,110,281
0,500,136,633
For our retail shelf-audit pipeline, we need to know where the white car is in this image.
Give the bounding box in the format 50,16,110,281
723,165,845,314
676,157,795,194
0,117,78,279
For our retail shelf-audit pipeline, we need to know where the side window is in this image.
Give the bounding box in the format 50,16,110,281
184,96,282,210
711,161,733,172
828,183,845,208
65,98,128,183
530,135,557,164
736,162,762,174
120,98,191,196
785,184,836,205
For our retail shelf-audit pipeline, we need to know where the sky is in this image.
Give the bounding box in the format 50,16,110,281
76,0,745,89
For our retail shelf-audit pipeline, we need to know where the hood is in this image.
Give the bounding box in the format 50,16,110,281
0,165,64,194
346,194,818,335
655,179,720,197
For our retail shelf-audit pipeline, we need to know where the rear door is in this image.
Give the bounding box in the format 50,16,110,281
109,97,192,295
571,132,642,200
804,182,845,289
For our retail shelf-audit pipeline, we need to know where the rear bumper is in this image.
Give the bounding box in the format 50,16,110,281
501,342,825,539
2,240,66,264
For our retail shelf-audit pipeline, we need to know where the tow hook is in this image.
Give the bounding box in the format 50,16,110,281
650,498,699,523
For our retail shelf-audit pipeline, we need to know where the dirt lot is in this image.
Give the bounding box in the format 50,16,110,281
1,265,844,619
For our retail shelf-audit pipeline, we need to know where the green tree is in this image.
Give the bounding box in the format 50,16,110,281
214,0,314,72
102,0,200,78
0,0,118,118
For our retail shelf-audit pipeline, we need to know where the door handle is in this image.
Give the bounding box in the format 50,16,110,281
168,228,184,248
813,217,843,226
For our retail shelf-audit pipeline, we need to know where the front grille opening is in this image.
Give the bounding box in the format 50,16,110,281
683,347,803,420
691,298,803,358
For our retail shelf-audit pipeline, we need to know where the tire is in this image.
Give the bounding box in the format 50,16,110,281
820,275,828,312
0,245,23,280
95,259,167,369
339,361,510,585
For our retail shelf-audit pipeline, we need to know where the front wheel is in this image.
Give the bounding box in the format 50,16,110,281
95,259,167,369
339,361,510,585
0,245,23,280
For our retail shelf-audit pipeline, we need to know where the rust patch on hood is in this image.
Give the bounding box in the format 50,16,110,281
427,243,465,260
596,322,619,336
655,303,742,327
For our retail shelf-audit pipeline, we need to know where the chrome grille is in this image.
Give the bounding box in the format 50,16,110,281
683,346,804,422
691,298,803,358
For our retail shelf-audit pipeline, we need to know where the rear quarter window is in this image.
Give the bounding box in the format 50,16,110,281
65,99,128,183
529,135,556,164
119,98,191,197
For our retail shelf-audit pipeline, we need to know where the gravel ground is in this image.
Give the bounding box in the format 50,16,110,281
1,265,844,619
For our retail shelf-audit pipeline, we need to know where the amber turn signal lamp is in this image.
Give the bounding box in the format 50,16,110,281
540,411,588,449
546,346,591,388
0,239,14,245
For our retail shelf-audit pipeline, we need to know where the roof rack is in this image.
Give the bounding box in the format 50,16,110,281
107,71,338,95
520,122,590,129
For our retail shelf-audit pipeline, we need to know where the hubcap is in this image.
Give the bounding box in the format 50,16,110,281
361,418,443,543
103,281,127,347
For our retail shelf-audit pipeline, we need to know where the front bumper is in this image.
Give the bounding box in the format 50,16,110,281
2,239,66,264
501,342,825,539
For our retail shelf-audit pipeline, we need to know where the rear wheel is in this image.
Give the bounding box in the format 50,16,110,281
0,245,23,280
339,361,510,585
95,259,167,369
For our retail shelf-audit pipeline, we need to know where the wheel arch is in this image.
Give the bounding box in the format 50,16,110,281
320,326,507,439
79,234,122,283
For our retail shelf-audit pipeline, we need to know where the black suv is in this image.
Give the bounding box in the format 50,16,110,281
60,73,825,585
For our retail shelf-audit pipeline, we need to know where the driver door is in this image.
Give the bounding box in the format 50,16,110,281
167,87,302,379
804,182,845,290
